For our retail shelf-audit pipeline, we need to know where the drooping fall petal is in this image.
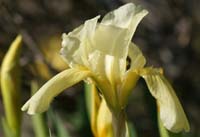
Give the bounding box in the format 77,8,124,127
137,68,190,132
22,68,92,114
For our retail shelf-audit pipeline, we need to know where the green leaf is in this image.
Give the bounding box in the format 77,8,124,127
1,35,22,137
1,117,15,137
54,113,70,137
47,109,70,137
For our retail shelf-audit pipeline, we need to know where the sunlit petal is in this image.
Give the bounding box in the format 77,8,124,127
61,16,100,67
86,4,147,101
101,3,148,58
85,83,101,137
128,42,146,70
119,42,146,107
102,3,148,29
88,50,123,110
21,68,92,114
137,68,190,132
92,24,127,59
97,98,113,137
61,3,148,87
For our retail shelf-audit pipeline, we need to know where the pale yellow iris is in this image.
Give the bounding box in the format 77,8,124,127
22,3,190,133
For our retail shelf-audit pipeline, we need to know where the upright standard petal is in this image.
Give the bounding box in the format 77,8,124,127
88,3,148,94
88,26,128,104
102,3,148,29
88,50,123,111
22,68,92,114
137,68,190,132
101,3,148,58
61,16,100,67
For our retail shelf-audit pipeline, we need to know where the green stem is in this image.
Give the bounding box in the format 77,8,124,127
32,114,48,137
112,110,126,137
31,81,48,137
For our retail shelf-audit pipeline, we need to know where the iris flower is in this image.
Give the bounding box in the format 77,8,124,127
22,3,190,133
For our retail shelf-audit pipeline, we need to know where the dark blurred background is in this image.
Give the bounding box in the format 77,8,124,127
0,0,200,137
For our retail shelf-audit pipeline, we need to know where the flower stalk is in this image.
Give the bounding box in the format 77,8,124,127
112,110,126,137
31,81,48,137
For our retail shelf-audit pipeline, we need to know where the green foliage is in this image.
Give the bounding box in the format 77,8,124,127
1,35,22,137
47,110,70,137
2,118,15,137
127,122,138,137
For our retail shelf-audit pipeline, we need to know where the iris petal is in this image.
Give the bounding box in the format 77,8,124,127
88,50,120,110
61,16,100,67
21,68,91,114
101,3,148,58
119,42,146,108
128,42,146,70
138,68,190,132
61,3,148,85
87,4,148,97
102,3,148,30
97,98,113,137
